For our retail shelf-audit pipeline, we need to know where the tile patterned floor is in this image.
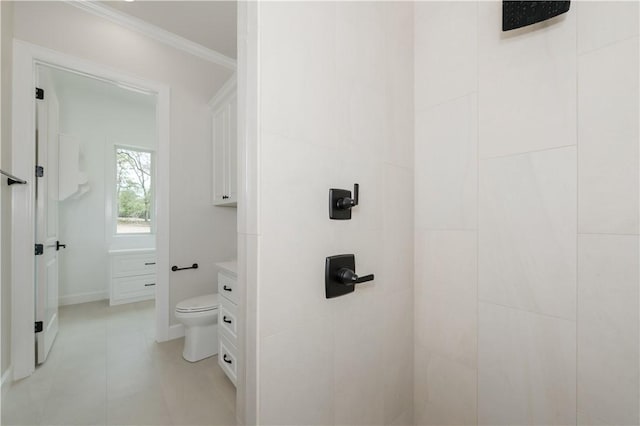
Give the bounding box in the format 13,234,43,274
1,300,236,425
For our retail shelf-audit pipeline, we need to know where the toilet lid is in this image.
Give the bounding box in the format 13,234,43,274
176,293,220,313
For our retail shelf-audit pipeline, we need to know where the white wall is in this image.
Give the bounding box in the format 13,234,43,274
253,3,414,424
12,1,237,326
414,1,639,424
53,72,156,305
0,0,13,379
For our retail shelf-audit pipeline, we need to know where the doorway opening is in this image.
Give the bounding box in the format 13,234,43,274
34,64,159,365
7,36,240,425
10,41,172,382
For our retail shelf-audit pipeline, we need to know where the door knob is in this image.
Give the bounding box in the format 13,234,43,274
56,241,66,251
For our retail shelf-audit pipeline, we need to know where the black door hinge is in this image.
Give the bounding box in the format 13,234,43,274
35,244,43,256
35,88,44,100
35,166,44,178
35,321,43,333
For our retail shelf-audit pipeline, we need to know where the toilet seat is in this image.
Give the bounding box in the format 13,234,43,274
176,293,220,313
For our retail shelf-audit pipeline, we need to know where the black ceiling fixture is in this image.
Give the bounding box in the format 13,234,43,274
502,1,570,31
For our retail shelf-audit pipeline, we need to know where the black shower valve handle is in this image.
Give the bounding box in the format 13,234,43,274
336,267,374,286
336,183,359,210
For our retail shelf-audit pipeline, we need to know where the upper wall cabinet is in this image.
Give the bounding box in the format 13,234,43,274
210,74,237,207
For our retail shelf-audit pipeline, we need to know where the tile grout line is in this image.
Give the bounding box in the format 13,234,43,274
475,1,480,423
414,90,479,115
575,10,580,422
578,33,640,58
477,298,577,324
480,143,577,162
578,231,640,237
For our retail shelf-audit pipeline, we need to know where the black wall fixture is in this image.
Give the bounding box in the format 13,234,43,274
325,254,374,299
329,183,359,220
171,263,198,272
502,1,570,31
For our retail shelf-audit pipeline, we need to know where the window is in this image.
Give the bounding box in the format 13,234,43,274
116,147,153,234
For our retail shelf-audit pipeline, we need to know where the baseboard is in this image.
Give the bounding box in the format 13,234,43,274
59,290,108,306
167,324,185,340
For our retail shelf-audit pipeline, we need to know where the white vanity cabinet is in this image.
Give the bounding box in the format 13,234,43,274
210,75,237,207
109,249,156,305
216,261,238,386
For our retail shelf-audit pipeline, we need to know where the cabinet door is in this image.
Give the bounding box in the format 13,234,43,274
212,105,228,204
226,95,238,202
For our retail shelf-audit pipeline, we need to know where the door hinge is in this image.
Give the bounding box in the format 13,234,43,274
35,321,43,333
35,244,43,256
35,87,44,100
35,166,44,178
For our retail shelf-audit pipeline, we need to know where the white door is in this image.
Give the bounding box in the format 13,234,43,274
35,67,60,364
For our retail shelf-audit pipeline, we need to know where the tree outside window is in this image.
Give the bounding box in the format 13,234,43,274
116,147,153,234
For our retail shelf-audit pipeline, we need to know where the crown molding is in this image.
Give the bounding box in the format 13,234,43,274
66,1,236,70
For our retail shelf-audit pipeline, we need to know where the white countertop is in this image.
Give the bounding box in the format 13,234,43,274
108,248,155,255
216,260,238,275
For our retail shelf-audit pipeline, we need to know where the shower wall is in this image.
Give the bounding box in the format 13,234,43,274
414,1,639,425
254,2,414,424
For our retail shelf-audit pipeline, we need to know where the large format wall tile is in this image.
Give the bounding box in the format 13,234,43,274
577,1,639,54
414,229,477,425
333,291,386,426
578,234,639,425
384,2,414,171
259,2,415,424
479,146,577,319
259,319,334,425
478,1,576,158
383,289,414,425
415,230,477,368
260,2,340,146
414,1,477,110
415,94,477,230
381,164,415,296
259,133,340,338
478,302,576,425
415,346,477,426
578,38,639,235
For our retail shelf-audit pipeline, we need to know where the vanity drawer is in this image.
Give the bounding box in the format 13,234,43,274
218,335,237,386
220,299,238,342
112,253,156,278
218,272,238,304
112,274,155,303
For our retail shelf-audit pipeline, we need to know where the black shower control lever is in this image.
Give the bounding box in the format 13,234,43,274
329,183,360,220
336,267,374,285
325,254,375,298
336,183,359,210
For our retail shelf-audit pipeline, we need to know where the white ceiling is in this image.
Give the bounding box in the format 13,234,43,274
101,1,237,59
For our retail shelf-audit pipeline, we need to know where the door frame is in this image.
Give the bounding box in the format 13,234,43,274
11,40,171,380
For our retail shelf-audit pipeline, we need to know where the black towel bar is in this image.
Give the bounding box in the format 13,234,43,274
171,263,198,272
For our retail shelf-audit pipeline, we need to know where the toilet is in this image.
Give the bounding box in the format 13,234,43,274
175,293,220,362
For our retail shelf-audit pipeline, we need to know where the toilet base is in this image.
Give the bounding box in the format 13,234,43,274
182,323,218,362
